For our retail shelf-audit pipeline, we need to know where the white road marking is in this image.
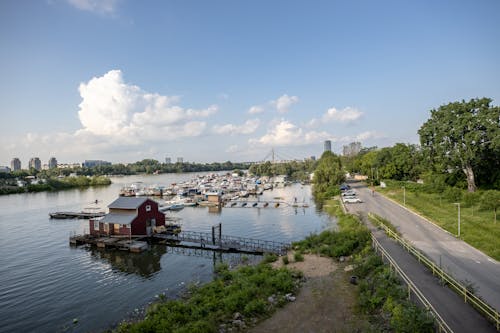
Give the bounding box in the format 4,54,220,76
475,260,481,264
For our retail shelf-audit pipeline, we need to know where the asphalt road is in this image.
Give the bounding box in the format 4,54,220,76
345,181,500,313
369,223,496,333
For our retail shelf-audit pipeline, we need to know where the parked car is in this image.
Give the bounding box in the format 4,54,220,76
343,197,362,203
342,190,356,196
340,184,351,191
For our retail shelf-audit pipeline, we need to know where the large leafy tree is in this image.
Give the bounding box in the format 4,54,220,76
312,151,345,197
418,98,500,192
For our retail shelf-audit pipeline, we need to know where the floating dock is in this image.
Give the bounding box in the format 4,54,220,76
70,234,148,253
70,225,289,256
50,211,105,219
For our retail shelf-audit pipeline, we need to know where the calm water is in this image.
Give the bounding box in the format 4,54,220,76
0,172,333,333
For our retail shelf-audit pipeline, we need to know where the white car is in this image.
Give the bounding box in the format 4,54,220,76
343,197,362,203
342,190,357,196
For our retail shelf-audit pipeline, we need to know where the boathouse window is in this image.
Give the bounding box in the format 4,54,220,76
145,205,151,212
94,220,99,230
122,224,128,228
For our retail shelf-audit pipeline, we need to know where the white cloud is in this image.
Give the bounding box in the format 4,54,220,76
249,120,331,146
248,106,264,114
212,119,260,135
322,107,363,123
67,0,118,14
355,130,385,141
271,94,299,113
77,69,216,143
226,145,239,153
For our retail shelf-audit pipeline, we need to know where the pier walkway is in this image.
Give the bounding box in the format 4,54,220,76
153,230,290,255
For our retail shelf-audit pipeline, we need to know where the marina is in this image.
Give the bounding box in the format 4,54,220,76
0,172,330,333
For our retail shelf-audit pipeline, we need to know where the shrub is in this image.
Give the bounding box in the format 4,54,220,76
282,256,289,265
294,252,304,262
263,253,278,263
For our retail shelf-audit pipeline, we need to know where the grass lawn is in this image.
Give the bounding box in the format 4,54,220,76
378,185,500,261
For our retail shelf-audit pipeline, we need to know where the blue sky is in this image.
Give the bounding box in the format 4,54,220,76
1,0,499,165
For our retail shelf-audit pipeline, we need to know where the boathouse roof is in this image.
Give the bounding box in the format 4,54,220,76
108,197,148,209
100,212,136,225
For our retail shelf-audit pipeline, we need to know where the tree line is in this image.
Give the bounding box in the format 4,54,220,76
344,98,500,192
2,160,253,178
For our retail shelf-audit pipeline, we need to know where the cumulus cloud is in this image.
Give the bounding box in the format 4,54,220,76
249,120,331,146
77,69,216,142
248,106,264,114
355,131,385,141
212,119,260,135
322,107,363,123
272,94,299,113
305,106,364,128
67,0,118,14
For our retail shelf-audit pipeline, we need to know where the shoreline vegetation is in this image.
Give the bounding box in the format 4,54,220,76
113,197,435,332
0,175,111,195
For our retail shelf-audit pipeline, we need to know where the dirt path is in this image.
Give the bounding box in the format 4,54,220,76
248,253,370,333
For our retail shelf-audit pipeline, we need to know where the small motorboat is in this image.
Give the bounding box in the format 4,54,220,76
274,202,280,208
252,202,258,207
241,202,247,207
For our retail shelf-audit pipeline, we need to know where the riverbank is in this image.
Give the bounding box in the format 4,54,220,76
0,175,111,195
113,198,435,332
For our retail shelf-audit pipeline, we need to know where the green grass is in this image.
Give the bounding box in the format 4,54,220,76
116,263,302,333
378,183,500,260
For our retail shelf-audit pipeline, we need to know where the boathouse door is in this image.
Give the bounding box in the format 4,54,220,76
146,219,155,236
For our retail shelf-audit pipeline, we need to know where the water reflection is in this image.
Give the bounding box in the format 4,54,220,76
88,245,166,278
86,244,263,279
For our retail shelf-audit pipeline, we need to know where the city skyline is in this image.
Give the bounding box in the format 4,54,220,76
1,1,500,165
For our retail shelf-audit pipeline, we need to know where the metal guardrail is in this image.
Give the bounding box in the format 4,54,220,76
371,235,453,333
369,213,500,331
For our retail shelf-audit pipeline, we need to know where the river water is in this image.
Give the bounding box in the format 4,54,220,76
0,172,333,333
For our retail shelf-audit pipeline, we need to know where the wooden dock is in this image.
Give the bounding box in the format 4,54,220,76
70,234,148,253
70,224,290,255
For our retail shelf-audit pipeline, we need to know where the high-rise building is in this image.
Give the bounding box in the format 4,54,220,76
342,142,362,157
29,157,42,171
324,140,332,152
165,157,171,164
10,158,21,171
48,157,58,169
177,157,183,163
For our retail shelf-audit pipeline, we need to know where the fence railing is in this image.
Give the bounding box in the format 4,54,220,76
157,230,290,255
371,235,453,333
369,213,500,331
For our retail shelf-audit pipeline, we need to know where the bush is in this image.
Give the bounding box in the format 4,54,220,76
263,253,278,263
294,252,304,262
282,256,289,265
444,187,462,202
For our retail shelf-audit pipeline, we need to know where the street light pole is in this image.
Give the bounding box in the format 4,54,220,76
402,186,406,206
454,203,461,237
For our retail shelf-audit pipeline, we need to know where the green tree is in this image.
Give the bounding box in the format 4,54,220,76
312,151,344,199
480,190,500,224
418,98,500,192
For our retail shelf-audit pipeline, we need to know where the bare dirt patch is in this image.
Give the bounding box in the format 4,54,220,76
271,253,337,278
249,253,371,333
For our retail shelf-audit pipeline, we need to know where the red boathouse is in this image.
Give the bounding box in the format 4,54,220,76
89,197,165,237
